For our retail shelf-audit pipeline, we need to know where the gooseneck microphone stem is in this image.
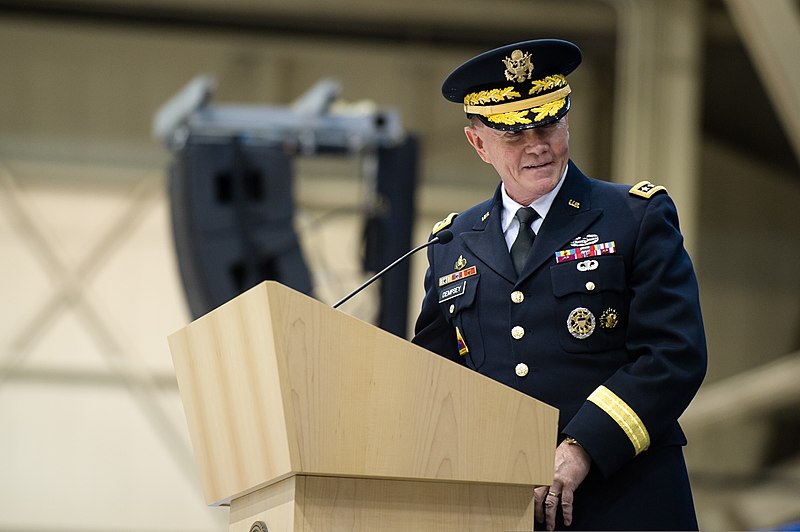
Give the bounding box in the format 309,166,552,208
333,230,453,309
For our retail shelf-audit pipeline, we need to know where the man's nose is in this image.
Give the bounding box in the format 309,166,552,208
522,129,547,151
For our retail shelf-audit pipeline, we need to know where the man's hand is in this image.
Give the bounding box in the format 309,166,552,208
534,439,591,531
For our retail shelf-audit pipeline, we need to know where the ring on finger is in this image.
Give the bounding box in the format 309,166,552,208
547,491,561,498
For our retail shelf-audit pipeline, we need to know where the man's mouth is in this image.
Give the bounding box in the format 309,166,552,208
523,162,551,169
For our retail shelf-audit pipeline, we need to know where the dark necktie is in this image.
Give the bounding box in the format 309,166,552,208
510,207,539,275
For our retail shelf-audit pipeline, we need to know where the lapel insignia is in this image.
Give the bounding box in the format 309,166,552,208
454,255,468,270
568,199,581,209
455,326,469,355
439,265,477,287
481,211,490,222
570,234,599,247
556,241,616,264
629,180,667,199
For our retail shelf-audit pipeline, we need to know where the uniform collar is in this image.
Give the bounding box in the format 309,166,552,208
500,164,568,235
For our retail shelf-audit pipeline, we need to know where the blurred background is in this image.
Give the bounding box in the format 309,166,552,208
1,0,799,530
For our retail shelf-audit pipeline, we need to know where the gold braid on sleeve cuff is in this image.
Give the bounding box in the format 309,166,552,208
587,385,650,455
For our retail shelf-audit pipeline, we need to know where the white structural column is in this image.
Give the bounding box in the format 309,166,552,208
609,0,702,253
724,0,800,164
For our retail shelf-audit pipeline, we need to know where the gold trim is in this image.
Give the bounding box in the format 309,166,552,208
487,110,532,126
431,212,458,234
529,74,568,95
587,386,650,455
464,85,571,116
629,180,667,199
530,97,567,122
464,86,521,107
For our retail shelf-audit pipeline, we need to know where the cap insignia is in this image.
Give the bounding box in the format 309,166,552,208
503,49,534,82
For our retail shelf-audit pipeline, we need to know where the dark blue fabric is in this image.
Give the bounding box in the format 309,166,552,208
413,162,707,530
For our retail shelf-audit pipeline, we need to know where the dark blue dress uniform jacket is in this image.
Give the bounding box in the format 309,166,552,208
413,162,707,530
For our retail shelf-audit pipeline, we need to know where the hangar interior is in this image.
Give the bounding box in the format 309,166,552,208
0,0,798,530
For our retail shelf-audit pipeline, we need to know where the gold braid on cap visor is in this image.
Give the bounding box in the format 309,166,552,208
463,85,571,117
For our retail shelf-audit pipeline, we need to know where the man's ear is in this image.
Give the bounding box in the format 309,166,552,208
464,126,492,164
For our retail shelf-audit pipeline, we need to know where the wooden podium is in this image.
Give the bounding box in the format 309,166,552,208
169,281,558,531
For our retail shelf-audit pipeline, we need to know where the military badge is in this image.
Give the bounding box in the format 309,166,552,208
567,307,595,339
439,265,477,287
570,234,599,247
600,308,619,330
481,211,490,222
503,49,534,82
432,212,459,234
576,259,599,272
556,241,616,264
455,326,469,355
568,199,581,209
454,255,467,270
438,280,466,303
629,180,667,199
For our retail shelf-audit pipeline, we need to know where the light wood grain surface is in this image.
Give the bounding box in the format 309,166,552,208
169,281,557,506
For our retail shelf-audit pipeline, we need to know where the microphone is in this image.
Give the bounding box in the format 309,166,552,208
332,229,454,309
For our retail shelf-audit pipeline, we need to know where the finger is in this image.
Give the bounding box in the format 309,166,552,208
560,488,574,527
533,486,548,523
545,491,560,531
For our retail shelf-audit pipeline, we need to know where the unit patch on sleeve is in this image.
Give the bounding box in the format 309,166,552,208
455,326,469,355
629,180,667,199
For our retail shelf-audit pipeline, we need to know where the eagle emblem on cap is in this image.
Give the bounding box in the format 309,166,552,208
503,50,534,82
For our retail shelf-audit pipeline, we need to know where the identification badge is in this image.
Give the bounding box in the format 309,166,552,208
438,280,467,303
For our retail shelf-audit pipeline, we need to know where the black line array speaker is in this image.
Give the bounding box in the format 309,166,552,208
169,135,313,319
363,136,418,337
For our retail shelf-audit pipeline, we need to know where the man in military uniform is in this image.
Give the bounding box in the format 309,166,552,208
412,39,707,531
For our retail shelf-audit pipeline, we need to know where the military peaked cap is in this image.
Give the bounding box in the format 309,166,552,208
442,39,582,131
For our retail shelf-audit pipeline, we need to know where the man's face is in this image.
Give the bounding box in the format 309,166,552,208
464,116,570,205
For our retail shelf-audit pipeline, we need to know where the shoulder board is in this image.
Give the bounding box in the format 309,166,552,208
431,212,459,235
629,180,667,199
